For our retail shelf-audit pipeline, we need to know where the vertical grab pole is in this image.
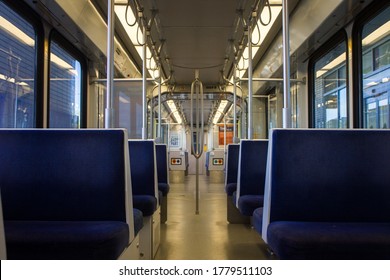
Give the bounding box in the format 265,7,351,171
224,116,227,154
247,24,253,140
233,62,238,143
142,26,147,139
282,0,292,128
190,70,204,215
105,0,115,128
158,66,162,140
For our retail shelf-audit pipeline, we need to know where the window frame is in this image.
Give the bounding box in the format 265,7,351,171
352,0,390,128
0,0,44,127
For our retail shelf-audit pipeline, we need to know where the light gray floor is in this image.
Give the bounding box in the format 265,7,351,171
155,174,272,260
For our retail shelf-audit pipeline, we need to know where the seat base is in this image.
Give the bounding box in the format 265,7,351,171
252,207,263,235
226,196,250,224
133,195,157,217
268,221,390,260
5,221,129,260
118,234,141,259
237,195,264,216
161,195,168,224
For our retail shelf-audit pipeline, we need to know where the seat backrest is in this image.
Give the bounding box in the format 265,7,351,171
128,140,158,199
185,151,189,171
155,144,169,184
0,193,6,260
225,144,240,185
236,140,268,202
0,129,134,241
205,151,210,171
262,129,390,242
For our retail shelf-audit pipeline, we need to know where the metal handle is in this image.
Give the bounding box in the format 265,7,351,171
190,70,204,159
190,70,204,215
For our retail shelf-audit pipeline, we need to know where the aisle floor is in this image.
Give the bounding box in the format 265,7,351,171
154,174,272,260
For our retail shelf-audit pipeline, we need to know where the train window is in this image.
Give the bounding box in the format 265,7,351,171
360,6,390,129
95,80,148,138
310,35,348,128
49,38,82,128
0,0,36,128
117,85,143,139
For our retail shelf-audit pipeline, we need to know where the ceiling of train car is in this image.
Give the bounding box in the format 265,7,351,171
92,0,279,127
112,0,255,85
110,0,257,127
154,0,250,85
111,0,259,84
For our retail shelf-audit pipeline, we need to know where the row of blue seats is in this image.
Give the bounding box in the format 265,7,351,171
225,140,268,224
0,129,170,260
128,140,170,259
225,129,390,259
155,144,170,223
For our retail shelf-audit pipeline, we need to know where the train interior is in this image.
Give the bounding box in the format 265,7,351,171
0,0,389,260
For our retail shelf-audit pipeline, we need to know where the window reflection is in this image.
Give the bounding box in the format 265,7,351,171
313,40,348,128
49,40,81,128
361,6,390,129
0,0,36,128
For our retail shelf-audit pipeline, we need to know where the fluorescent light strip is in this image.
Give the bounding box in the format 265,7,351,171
0,15,78,74
0,16,35,47
316,53,346,78
115,5,157,78
213,100,229,124
166,100,182,124
362,21,390,47
51,53,73,69
237,6,282,79
0,13,80,76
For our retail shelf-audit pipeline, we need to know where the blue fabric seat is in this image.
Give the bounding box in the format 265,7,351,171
155,144,170,224
133,195,157,217
158,191,163,206
158,183,170,196
225,144,245,224
225,183,237,196
129,140,160,259
0,129,133,260
133,209,144,237
128,141,158,217
267,221,390,260
236,140,268,216
205,151,210,176
252,208,263,234
238,195,264,216
155,144,170,196
0,194,5,260
184,151,189,175
262,129,390,260
225,144,239,192
5,221,129,260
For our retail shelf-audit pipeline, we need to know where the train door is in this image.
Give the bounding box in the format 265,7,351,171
186,131,206,175
253,96,268,139
364,92,389,129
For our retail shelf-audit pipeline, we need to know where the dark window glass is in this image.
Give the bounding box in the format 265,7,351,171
49,40,81,128
361,6,390,129
313,40,348,128
0,0,36,128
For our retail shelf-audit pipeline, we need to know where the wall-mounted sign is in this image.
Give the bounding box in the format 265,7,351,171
170,132,180,148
